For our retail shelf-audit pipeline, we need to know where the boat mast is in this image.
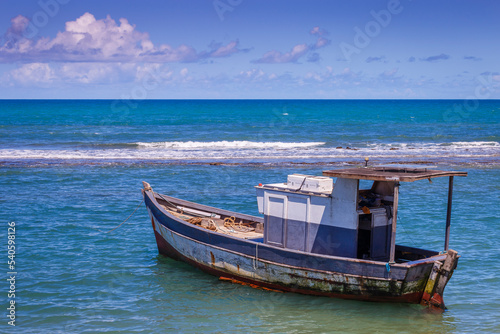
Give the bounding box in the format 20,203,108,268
444,176,454,251
389,182,400,264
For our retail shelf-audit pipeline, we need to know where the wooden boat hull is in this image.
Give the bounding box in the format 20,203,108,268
143,190,455,307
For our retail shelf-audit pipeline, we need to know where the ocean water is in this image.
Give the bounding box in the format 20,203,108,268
1,99,499,333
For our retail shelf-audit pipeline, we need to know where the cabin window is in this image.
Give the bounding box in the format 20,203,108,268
359,179,374,191
358,180,395,210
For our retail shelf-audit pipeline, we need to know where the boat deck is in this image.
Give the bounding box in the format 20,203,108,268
161,205,264,240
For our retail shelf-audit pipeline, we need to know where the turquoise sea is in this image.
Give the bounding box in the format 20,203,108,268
1,99,499,333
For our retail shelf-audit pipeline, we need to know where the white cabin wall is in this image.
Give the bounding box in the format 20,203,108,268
331,178,359,230
258,176,360,258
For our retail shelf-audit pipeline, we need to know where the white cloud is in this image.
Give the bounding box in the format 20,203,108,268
254,43,309,64
310,26,328,36
0,13,243,63
135,63,172,83
51,13,147,59
237,68,265,80
254,27,330,64
208,40,241,58
59,63,133,84
5,62,147,86
9,63,55,84
381,68,398,77
313,37,329,49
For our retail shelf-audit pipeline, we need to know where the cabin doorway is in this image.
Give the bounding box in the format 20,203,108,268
265,196,286,247
357,211,391,261
357,214,371,259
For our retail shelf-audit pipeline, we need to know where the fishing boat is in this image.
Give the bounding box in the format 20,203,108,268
142,165,467,311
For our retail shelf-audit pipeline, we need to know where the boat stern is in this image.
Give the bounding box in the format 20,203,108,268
419,249,459,311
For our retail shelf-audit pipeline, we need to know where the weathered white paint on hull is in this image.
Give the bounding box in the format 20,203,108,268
149,210,418,297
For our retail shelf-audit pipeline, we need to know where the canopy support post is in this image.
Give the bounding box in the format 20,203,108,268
444,176,454,251
389,182,400,264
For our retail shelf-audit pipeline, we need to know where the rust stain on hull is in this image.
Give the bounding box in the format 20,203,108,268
219,276,284,293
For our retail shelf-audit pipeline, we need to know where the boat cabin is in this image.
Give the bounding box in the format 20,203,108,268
255,166,467,263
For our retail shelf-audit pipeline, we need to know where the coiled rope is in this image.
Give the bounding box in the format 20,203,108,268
223,216,254,232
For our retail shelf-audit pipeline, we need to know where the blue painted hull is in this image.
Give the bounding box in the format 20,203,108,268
143,190,451,305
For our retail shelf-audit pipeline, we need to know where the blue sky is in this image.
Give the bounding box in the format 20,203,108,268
0,0,499,99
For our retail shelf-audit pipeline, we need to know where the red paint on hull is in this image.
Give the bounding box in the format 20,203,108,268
153,230,423,304
153,230,181,261
219,277,284,293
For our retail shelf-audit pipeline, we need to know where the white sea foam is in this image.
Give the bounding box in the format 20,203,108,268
446,141,500,147
366,141,500,151
135,141,326,149
0,141,498,162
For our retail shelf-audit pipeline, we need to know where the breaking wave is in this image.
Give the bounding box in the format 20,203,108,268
134,141,326,149
0,141,498,164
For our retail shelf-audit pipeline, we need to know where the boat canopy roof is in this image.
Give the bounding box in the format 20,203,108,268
322,166,467,182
